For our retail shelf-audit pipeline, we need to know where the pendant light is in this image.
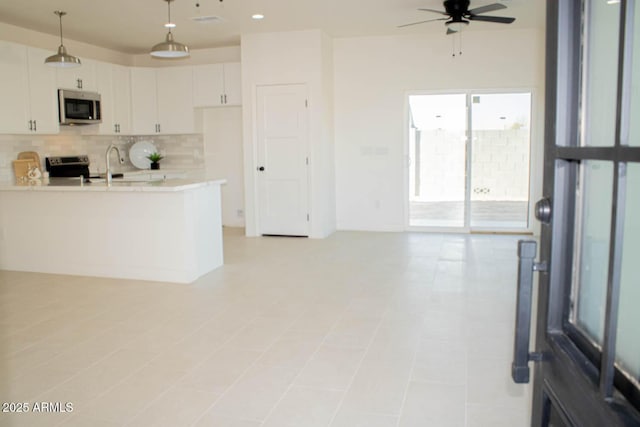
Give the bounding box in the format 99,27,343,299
150,0,190,58
45,11,81,68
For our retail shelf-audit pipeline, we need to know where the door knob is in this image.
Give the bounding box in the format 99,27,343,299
257,166,265,171
535,198,552,224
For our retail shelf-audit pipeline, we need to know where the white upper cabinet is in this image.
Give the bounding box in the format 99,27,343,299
0,41,58,134
223,62,242,106
94,62,131,135
0,40,239,136
156,67,194,134
0,42,30,134
131,66,194,135
192,62,241,107
111,64,131,135
26,47,60,134
131,67,159,135
193,64,224,108
56,59,97,91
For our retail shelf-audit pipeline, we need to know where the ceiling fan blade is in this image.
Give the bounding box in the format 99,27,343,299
468,3,507,15
446,27,458,35
469,15,516,24
417,8,449,15
397,18,448,28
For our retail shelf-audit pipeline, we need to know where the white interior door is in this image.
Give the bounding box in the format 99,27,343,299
256,84,309,236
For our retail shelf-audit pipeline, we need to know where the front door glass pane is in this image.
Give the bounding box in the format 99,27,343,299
629,2,640,147
408,94,467,227
470,93,531,229
580,0,620,147
571,160,614,345
615,163,640,381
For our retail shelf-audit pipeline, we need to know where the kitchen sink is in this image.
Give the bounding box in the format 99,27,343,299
113,176,163,182
87,174,164,183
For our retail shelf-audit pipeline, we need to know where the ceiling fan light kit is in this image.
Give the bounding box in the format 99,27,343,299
151,0,190,58
445,20,469,33
45,11,81,68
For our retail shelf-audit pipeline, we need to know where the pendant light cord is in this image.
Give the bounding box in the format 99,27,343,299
167,0,173,34
58,14,63,45
55,11,65,46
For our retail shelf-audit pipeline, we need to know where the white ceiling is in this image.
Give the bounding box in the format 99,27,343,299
0,0,545,54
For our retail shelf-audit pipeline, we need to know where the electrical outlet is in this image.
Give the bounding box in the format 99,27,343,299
237,209,244,218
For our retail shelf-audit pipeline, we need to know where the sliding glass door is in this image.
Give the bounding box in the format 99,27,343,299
408,94,467,228
407,91,533,232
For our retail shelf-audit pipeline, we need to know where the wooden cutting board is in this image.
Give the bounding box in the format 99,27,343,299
13,159,40,181
17,151,42,167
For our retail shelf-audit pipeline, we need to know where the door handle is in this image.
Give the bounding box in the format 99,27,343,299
257,166,265,171
512,240,545,384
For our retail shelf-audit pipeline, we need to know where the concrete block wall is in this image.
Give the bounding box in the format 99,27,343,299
410,128,530,202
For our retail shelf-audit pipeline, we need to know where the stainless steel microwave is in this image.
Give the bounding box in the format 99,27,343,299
58,89,102,125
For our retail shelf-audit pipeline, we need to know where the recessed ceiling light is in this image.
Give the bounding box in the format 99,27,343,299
164,22,176,28
607,0,620,3
252,14,264,20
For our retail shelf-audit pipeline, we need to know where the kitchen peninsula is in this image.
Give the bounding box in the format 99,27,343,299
0,178,226,284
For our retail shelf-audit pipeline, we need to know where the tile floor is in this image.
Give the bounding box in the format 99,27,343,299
0,228,532,426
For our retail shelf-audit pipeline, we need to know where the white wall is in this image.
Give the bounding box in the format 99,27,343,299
201,107,245,227
333,29,546,231
241,30,336,238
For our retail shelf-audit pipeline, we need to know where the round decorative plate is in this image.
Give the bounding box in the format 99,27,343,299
129,140,158,169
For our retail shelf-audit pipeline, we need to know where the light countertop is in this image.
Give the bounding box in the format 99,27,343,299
0,176,226,193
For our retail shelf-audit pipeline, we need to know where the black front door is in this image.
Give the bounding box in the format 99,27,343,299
513,1,640,425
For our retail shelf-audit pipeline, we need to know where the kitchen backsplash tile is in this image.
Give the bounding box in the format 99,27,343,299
0,133,204,181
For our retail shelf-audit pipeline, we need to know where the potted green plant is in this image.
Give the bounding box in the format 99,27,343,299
146,152,164,170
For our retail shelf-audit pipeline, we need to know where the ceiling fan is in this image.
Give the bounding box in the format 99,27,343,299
399,0,516,34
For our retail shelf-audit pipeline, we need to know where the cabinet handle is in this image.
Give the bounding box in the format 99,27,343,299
33,120,37,132
77,78,83,89
117,124,120,133
220,95,224,104
224,94,227,104
28,120,33,131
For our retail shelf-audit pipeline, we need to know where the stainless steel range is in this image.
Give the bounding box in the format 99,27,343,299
45,155,91,178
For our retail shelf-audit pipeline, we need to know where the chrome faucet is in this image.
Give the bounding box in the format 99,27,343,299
105,144,124,185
